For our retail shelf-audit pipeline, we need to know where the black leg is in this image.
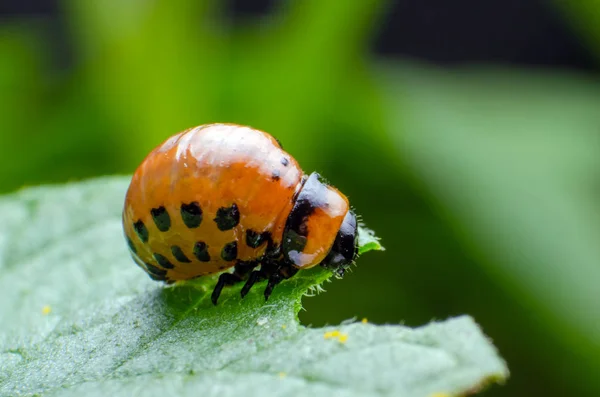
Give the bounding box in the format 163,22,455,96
211,260,260,305
240,258,277,299
264,272,282,301
241,270,265,298
263,260,299,301
211,273,241,305
211,258,301,304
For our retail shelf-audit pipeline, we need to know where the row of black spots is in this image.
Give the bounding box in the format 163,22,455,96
133,201,241,244
160,239,240,265
151,206,171,232
152,203,204,232
147,241,216,268
133,202,202,244
155,203,210,232
280,157,289,166
214,203,240,231
134,225,266,257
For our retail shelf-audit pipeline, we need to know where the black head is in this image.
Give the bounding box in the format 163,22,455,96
321,209,359,276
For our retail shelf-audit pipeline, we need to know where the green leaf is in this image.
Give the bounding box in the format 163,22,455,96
357,225,385,255
0,177,507,396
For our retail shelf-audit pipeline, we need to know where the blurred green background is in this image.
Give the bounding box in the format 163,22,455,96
1,1,600,396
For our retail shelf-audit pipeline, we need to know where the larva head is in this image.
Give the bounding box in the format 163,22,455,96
321,209,358,275
282,172,358,274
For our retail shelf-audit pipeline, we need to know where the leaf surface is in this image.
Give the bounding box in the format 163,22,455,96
0,177,506,396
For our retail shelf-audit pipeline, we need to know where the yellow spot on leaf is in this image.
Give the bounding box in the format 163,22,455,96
42,306,51,315
324,330,348,344
361,318,368,324
430,393,451,397
281,324,287,330
278,372,286,379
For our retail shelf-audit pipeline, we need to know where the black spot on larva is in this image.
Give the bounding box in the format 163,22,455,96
282,173,327,257
221,241,238,261
246,229,271,249
133,220,149,243
151,206,171,232
274,137,283,148
153,253,175,269
171,245,191,263
181,202,203,228
145,262,167,277
280,157,289,166
285,196,314,251
214,203,240,231
284,230,308,254
272,169,281,181
193,241,211,262
126,236,137,254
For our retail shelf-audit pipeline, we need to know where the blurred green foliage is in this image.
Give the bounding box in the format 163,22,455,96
1,1,599,396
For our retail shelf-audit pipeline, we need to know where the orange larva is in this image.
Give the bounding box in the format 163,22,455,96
123,123,358,304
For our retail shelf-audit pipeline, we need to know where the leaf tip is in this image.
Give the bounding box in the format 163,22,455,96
357,224,385,255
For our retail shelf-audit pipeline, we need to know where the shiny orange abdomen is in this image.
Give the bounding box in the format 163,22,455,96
123,123,304,282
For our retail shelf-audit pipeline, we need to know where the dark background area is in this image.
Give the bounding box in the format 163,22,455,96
1,1,599,396
1,0,598,71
